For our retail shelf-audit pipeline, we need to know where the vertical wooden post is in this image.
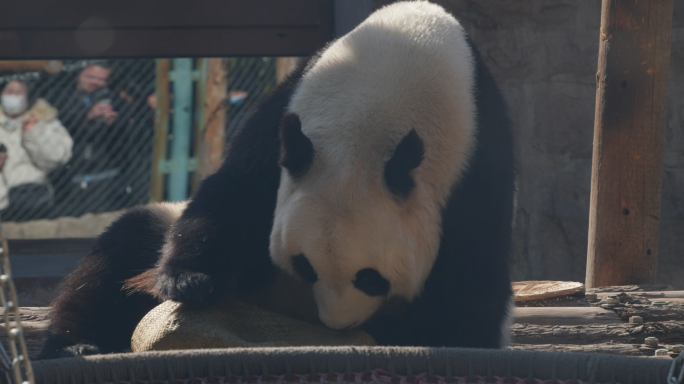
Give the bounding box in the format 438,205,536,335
193,58,228,190
586,0,674,288
150,59,171,203
276,57,300,84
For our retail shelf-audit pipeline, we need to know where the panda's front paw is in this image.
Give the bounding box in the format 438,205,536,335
156,268,216,305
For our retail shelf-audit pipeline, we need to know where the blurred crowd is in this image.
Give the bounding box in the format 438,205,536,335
0,62,156,221
0,58,261,222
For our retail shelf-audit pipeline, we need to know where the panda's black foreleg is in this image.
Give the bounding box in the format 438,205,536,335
151,156,282,307
150,64,307,306
37,204,179,359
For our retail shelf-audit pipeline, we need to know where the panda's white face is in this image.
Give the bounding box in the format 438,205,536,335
269,0,477,330
269,116,443,329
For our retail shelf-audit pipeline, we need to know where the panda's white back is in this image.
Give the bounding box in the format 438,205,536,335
270,1,478,330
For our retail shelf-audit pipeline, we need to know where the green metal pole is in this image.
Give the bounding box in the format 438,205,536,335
168,58,194,202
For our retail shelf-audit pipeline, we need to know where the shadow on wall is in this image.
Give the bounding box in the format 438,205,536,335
373,0,684,289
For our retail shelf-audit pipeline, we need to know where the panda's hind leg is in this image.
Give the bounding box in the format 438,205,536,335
37,202,185,359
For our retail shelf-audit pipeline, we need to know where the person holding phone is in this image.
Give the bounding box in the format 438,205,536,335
0,80,73,221
45,62,129,217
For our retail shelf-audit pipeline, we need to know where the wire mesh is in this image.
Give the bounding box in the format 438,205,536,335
0,57,278,224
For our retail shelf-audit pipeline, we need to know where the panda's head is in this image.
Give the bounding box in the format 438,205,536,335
269,1,476,330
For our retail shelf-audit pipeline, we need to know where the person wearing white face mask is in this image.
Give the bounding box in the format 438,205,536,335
0,80,73,221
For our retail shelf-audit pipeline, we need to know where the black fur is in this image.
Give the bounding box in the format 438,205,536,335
354,269,390,297
37,63,311,359
279,113,315,178
151,65,311,306
292,254,318,283
39,32,514,357
37,204,174,359
384,129,425,199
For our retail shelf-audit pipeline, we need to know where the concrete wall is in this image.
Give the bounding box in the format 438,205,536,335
373,0,684,288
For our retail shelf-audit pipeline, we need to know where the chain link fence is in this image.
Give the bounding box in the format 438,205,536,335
0,57,278,223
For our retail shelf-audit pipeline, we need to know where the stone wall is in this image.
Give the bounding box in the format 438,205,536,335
374,1,684,288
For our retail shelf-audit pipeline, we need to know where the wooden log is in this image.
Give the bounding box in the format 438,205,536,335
515,295,591,308
0,307,49,359
588,284,674,293
597,290,684,299
613,303,684,322
507,343,645,357
513,306,622,325
0,307,49,323
585,0,674,288
511,321,684,345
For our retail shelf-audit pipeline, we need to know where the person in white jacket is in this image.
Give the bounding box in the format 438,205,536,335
0,80,73,221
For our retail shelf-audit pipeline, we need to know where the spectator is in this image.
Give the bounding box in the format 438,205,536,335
112,81,156,206
47,62,130,217
0,80,73,221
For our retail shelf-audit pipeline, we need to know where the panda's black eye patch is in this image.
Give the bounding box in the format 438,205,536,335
384,129,424,199
279,113,314,178
353,268,390,297
292,254,318,283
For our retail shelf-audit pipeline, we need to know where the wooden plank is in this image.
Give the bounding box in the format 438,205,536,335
511,321,684,345
507,343,645,357
0,60,61,75
7,238,94,255
597,290,684,299
0,307,49,323
613,303,684,322
0,307,49,359
9,254,83,279
150,59,171,203
194,58,228,188
514,307,622,325
586,0,674,288
588,284,674,293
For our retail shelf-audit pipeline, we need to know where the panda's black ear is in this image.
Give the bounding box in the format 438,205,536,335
279,113,314,178
384,129,424,199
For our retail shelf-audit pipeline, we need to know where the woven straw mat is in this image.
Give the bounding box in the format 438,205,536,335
131,299,377,352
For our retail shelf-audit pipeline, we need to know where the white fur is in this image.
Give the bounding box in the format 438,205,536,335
270,1,476,330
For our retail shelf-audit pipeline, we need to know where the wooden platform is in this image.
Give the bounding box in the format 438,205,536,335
2,288,683,360
1,244,682,360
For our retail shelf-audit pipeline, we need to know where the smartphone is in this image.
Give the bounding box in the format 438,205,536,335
0,144,7,153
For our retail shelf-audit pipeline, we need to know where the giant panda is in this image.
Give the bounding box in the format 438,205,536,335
38,1,515,359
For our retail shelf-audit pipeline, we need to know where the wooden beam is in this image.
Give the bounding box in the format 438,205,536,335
0,60,61,75
586,0,674,288
511,321,684,346
514,307,622,325
508,343,646,357
194,58,228,189
0,1,334,60
150,59,171,203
